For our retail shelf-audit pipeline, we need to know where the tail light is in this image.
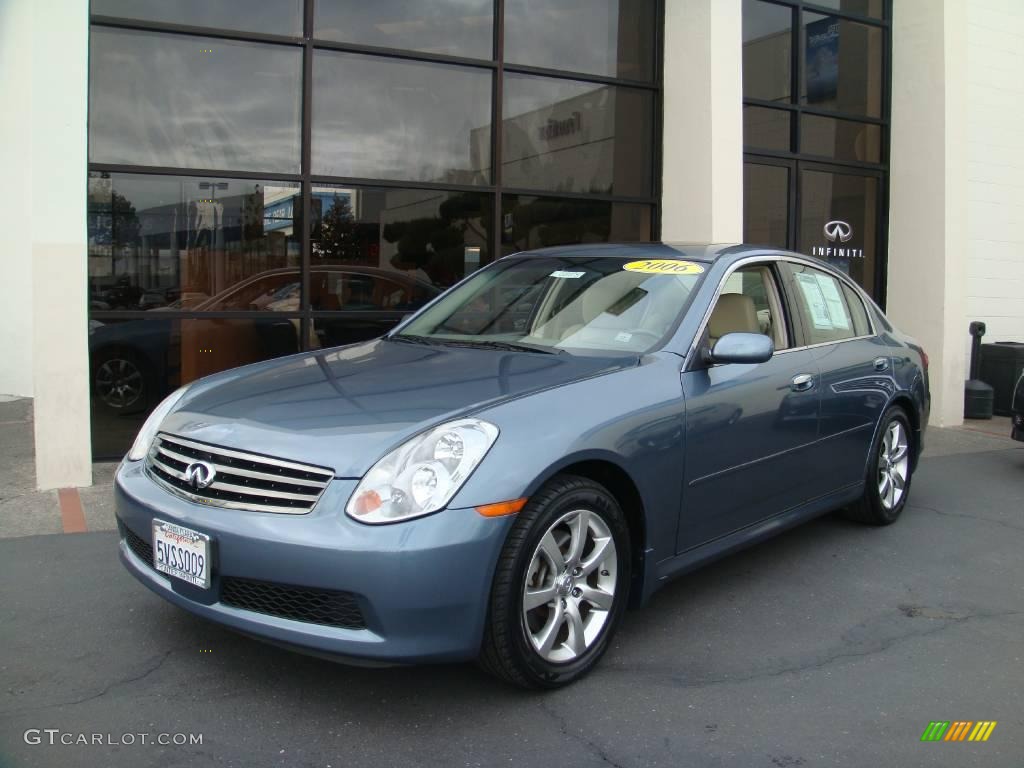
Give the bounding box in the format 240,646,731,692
920,349,929,371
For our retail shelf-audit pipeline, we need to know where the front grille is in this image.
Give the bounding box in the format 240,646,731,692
221,576,366,630
146,433,333,515
124,526,153,566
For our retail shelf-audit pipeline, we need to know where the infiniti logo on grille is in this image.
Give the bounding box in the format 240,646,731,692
184,461,217,490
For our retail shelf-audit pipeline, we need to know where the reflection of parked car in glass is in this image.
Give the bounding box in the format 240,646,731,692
1011,372,1023,442
89,267,439,413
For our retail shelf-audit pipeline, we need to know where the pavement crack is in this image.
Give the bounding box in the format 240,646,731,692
1,649,177,716
539,700,628,768
908,503,1024,532
612,609,1024,690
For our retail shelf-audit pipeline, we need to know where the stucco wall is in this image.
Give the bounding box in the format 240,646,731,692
966,0,1024,345
0,0,35,398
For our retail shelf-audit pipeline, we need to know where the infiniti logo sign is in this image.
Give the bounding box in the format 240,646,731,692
812,219,863,259
823,220,853,242
184,461,217,490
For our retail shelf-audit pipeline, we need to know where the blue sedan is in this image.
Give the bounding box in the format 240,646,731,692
115,243,930,688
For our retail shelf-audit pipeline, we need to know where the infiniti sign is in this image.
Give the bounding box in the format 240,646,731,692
812,219,863,259
823,220,853,242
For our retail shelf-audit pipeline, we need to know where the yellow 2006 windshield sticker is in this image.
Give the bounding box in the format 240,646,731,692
622,259,705,275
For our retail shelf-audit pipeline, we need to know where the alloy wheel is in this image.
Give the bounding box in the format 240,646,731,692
877,419,909,510
522,508,618,663
96,358,144,409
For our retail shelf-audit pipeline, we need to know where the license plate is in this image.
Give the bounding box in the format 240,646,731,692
152,519,211,589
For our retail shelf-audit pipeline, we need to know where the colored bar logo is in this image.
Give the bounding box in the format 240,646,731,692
921,721,997,742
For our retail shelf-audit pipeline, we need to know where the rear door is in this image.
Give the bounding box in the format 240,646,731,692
678,261,821,552
778,261,893,497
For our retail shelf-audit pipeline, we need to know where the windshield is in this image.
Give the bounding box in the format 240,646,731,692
393,255,706,355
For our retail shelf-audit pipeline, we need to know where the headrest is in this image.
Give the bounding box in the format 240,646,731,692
708,293,759,339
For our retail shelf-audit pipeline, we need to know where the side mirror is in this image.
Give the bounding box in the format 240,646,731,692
709,332,774,365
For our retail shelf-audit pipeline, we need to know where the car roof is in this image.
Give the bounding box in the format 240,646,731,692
503,242,813,264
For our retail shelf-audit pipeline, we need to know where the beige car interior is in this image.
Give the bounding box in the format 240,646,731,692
706,266,788,350
534,271,686,344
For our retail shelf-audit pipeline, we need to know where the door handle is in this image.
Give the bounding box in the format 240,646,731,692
791,373,815,392
873,357,890,372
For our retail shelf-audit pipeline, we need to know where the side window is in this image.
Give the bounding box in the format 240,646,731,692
784,264,860,345
841,283,872,337
707,265,789,350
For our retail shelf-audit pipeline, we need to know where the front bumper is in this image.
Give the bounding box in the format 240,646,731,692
115,460,513,663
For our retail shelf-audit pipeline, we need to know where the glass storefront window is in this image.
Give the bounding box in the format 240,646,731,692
501,196,652,255
801,13,883,118
91,0,303,36
88,28,302,173
742,0,793,103
743,106,792,151
502,74,653,197
807,0,884,20
312,52,492,184
314,0,494,59
503,0,655,81
311,186,493,291
798,169,878,293
87,5,661,459
742,0,888,300
743,164,790,249
87,173,301,311
800,114,881,163
89,317,304,458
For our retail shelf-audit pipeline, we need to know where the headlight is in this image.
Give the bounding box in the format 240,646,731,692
126,386,189,461
347,418,499,524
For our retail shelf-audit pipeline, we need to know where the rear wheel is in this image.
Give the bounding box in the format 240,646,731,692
843,406,914,525
479,475,631,689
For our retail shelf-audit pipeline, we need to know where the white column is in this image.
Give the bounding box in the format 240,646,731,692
0,1,35,398
661,0,743,243
886,0,968,427
30,0,92,488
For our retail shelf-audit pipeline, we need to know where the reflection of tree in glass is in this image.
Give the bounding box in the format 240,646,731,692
110,191,141,247
316,193,361,263
506,199,609,252
242,186,265,245
382,193,489,287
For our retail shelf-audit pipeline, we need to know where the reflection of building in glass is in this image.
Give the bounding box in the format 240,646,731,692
87,177,301,310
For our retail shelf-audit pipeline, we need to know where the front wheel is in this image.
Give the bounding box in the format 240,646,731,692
479,475,631,689
843,406,915,525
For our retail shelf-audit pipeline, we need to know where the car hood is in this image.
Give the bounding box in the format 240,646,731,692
160,339,634,477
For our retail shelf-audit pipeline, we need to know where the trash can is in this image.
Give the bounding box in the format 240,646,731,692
979,342,1024,416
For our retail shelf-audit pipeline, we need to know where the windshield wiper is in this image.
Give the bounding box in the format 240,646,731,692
439,339,563,355
388,333,445,346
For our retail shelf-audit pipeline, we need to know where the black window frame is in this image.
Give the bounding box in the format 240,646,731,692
742,0,891,307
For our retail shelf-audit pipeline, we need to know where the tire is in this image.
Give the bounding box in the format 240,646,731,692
92,348,152,414
479,475,631,689
843,405,915,525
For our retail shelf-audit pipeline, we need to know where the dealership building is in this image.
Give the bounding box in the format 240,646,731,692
1,0,1021,489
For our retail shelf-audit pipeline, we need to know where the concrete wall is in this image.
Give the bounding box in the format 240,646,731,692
887,0,968,427
662,0,743,243
0,0,35,398
24,0,92,488
966,0,1024,345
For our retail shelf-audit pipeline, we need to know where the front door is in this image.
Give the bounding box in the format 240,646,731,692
678,263,820,552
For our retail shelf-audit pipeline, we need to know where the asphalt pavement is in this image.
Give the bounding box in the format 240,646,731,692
1,400,1022,767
